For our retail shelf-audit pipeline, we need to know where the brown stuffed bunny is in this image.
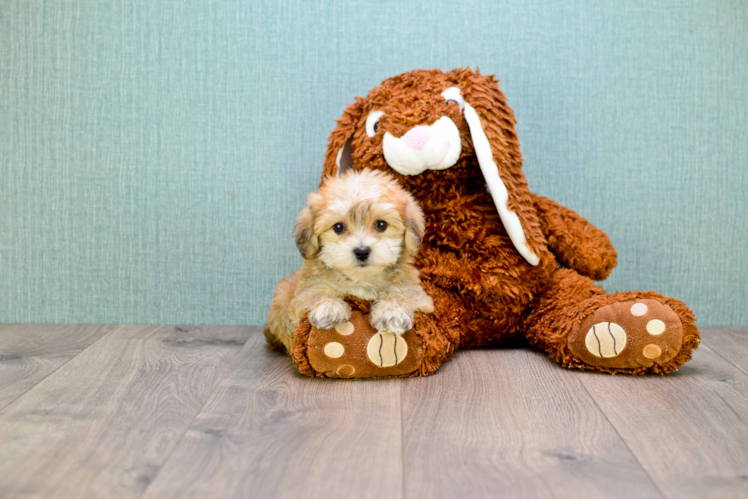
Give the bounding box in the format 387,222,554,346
282,67,699,377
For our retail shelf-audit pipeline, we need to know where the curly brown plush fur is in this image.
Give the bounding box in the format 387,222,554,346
289,67,698,376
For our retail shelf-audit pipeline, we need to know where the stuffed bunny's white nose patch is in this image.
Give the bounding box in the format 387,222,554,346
382,117,462,176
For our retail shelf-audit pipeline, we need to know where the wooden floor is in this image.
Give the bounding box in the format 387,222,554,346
0,325,746,498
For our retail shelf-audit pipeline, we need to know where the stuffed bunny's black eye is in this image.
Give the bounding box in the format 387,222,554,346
366,111,384,137
333,223,345,235
375,220,387,232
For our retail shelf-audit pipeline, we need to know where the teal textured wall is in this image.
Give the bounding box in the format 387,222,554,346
1,1,746,326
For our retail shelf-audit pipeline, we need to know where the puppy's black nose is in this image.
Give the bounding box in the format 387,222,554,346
353,246,371,262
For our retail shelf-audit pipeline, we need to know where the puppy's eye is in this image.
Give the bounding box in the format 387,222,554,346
445,99,458,106
375,220,387,232
366,110,385,137
333,223,345,235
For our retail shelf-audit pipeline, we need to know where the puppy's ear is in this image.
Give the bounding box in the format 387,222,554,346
294,206,318,259
321,97,367,179
403,197,426,259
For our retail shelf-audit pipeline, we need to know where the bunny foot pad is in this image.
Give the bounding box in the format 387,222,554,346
305,310,424,378
569,299,684,370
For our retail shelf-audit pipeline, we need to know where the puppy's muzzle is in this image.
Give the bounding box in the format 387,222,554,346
353,246,371,263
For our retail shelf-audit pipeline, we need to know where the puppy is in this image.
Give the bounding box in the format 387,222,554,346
266,168,434,353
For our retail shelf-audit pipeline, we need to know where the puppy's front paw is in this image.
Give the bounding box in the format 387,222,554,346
370,301,414,335
308,299,351,330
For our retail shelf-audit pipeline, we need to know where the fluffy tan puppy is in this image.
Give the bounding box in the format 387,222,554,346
266,168,434,353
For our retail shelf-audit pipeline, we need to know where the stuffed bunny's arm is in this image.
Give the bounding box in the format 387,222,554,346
532,194,617,280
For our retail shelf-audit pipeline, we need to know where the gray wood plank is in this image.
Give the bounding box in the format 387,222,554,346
0,324,253,498
580,344,748,498
143,333,403,499
400,348,661,498
0,323,114,410
701,327,748,375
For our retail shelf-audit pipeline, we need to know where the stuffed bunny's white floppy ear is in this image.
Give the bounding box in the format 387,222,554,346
441,86,540,266
322,98,367,179
335,139,354,177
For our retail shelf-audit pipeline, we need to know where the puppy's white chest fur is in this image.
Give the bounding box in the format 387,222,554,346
343,282,380,302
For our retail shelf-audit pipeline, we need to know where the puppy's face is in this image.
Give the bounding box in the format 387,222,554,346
295,169,424,280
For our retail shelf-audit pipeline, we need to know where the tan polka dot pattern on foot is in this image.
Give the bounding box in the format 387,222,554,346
324,342,345,358
646,319,666,335
630,302,648,316
336,365,356,377
335,321,355,336
643,344,662,359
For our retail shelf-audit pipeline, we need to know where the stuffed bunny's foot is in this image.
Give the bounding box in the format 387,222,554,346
304,310,423,378
568,299,684,371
